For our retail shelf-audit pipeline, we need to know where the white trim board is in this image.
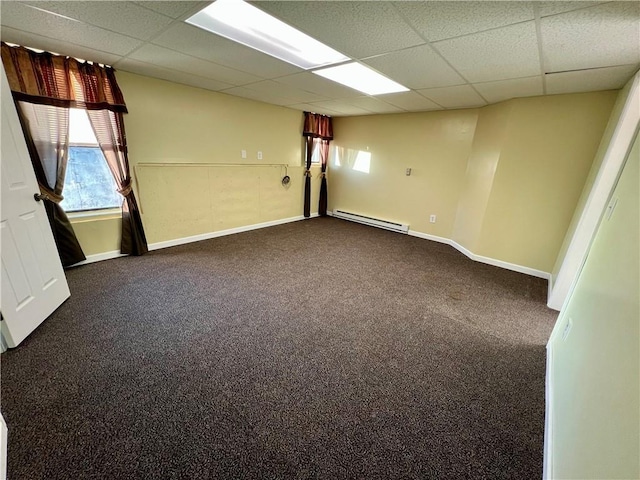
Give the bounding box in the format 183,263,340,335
543,342,554,480
69,214,318,266
548,72,640,310
408,230,550,280
148,214,317,251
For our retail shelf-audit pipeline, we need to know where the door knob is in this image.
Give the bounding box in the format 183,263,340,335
34,193,50,202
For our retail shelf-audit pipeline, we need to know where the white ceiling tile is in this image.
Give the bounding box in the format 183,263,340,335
434,21,540,83
342,97,404,114
0,26,122,66
253,1,425,59
0,2,143,56
396,1,535,42
538,1,606,18
18,1,173,40
116,58,234,92
133,1,209,19
129,44,261,86
363,44,465,89
473,76,543,103
307,101,372,116
541,2,640,73
273,73,363,99
152,23,302,79
417,85,487,109
287,104,343,116
377,91,443,111
220,86,297,106
238,80,329,104
546,64,639,94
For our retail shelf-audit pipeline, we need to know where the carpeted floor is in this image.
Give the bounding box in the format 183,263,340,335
1,217,557,479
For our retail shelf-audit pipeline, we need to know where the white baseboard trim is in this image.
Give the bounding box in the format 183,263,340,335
148,214,317,251
408,229,550,280
70,250,127,267
543,342,554,480
70,214,320,266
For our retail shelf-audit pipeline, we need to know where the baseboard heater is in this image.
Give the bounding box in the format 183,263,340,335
332,209,409,234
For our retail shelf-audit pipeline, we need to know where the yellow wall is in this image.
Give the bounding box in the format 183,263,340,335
475,92,617,271
71,71,317,254
330,110,478,238
330,91,617,273
548,131,639,479
452,102,511,251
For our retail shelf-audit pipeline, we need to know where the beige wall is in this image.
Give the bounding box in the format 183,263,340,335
330,110,478,238
475,92,617,271
330,91,617,273
71,71,316,255
452,102,511,251
547,131,639,479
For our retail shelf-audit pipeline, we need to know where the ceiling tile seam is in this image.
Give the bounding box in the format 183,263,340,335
231,78,332,101
115,57,234,90
388,2,476,91
533,3,548,95
539,1,615,19
128,2,179,20
411,91,446,110
0,25,129,67
112,17,274,84
20,2,169,45
545,63,640,76
354,42,431,62
429,18,537,45
218,85,328,105
471,73,547,87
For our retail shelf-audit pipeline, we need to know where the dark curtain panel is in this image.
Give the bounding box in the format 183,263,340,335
15,101,85,266
318,139,330,216
303,136,314,218
87,109,148,255
1,42,147,256
302,112,333,218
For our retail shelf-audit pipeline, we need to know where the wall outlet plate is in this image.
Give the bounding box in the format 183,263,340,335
429,214,436,223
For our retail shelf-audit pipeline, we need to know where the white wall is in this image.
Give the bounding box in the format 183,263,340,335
545,130,639,479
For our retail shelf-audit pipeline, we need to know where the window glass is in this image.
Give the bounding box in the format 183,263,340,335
60,109,121,212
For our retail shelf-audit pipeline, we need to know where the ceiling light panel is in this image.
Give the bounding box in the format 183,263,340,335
185,0,349,69
312,62,410,96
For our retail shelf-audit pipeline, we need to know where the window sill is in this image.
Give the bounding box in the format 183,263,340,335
68,208,121,223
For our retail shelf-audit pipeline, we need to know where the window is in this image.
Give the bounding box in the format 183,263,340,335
305,138,323,164
60,109,121,212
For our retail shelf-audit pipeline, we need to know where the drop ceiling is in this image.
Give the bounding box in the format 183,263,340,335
1,1,639,116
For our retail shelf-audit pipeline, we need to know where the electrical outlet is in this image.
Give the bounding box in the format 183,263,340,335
429,215,436,223
257,151,263,160
405,168,412,176
562,317,573,341
241,150,247,159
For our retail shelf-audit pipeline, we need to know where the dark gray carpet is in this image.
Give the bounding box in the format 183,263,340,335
1,217,557,479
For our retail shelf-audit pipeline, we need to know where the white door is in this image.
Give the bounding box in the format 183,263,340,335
0,63,70,348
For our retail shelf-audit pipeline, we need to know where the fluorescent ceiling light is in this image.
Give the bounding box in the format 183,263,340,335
312,62,409,96
186,0,349,70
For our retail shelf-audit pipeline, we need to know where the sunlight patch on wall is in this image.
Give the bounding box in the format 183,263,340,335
332,146,371,174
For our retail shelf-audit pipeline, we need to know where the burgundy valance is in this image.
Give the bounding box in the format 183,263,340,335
1,42,127,113
303,111,333,140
